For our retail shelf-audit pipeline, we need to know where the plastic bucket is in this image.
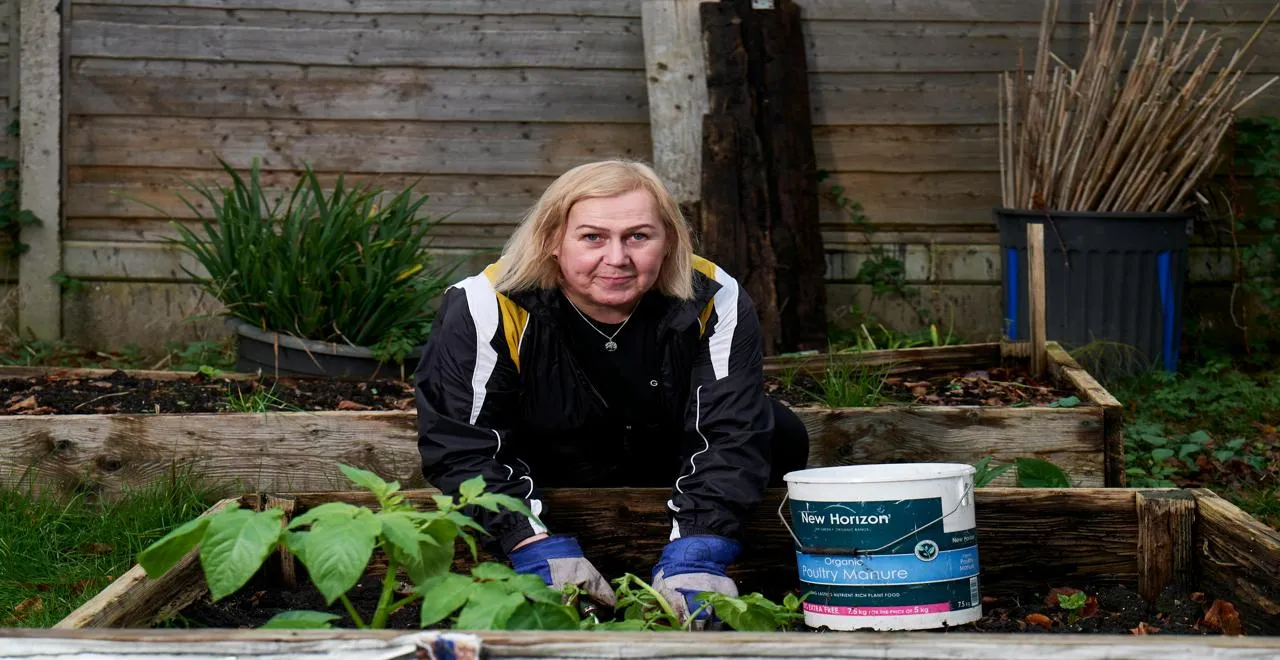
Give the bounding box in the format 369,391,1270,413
781,463,981,631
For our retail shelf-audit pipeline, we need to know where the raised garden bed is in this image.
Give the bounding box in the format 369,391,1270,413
49,486,1280,650
0,341,1122,499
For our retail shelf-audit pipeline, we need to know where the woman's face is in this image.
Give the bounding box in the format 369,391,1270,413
553,189,668,321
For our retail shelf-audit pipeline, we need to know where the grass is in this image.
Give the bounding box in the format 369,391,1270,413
222,382,291,413
0,472,220,627
829,322,960,354
807,360,887,408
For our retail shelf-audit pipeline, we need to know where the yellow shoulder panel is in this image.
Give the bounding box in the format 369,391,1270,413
482,264,528,371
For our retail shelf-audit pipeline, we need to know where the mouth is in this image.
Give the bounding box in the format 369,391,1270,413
596,275,635,285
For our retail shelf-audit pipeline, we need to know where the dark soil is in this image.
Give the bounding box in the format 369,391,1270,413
174,572,1239,635
941,584,1234,635
768,366,1078,408
0,371,415,415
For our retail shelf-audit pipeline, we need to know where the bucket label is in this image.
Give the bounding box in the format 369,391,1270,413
789,496,980,616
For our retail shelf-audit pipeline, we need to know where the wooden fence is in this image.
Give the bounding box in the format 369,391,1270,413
4,0,1277,352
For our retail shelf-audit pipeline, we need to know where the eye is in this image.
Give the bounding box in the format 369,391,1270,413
629,232,649,241
581,233,601,242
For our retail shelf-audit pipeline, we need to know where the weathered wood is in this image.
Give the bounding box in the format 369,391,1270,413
797,406,1107,487
66,117,652,175
0,410,426,499
755,0,827,353
641,0,709,205
52,498,239,629
701,1,780,353
1045,342,1126,487
763,342,1002,376
1136,491,1196,603
14,627,1280,659
808,72,1280,125
825,282,1006,342
797,0,1280,22
74,0,643,16
17,0,62,340
60,281,229,356
1027,223,1047,376
263,494,298,587
1192,488,1280,636
69,59,649,123
70,15,644,70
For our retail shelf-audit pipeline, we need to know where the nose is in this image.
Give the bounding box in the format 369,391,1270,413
603,238,629,266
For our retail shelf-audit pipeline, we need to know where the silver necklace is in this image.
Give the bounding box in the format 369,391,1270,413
564,295,634,352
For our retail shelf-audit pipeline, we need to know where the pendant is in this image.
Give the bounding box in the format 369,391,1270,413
604,340,618,352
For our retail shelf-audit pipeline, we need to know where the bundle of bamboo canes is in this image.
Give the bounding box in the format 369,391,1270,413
999,0,1279,213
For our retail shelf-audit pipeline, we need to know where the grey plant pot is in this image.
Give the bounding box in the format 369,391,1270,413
226,317,424,381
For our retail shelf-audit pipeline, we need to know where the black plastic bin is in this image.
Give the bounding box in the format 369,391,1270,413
227,317,423,381
995,208,1191,372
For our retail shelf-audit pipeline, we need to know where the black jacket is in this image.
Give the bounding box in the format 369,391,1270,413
414,256,774,554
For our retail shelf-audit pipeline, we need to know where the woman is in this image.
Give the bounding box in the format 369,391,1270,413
415,160,809,622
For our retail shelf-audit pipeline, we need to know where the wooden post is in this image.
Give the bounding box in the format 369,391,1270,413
700,0,781,352
263,494,298,587
17,0,63,340
641,0,710,209
1027,223,1047,376
1135,490,1195,603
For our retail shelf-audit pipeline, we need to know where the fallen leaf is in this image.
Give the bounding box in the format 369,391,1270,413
393,397,414,411
79,542,114,555
1190,592,1205,602
88,381,115,389
1043,586,1083,607
19,406,56,415
336,400,371,411
1202,599,1244,635
6,395,38,412
12,597,44,618
1024,613,1053,630
1081,596,1099,619
911,386,929,398
981,596,1001,605
1131,622,1161,635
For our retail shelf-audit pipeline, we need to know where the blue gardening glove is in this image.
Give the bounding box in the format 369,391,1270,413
651,535,741,625
509,535,616,607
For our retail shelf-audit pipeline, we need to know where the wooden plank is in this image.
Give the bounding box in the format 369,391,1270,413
0,410,427,499
814,124,999,173
16,628,1280,658
802,21,1280,74
73,0,643,17
65,117,652,176
798,0,1280,23
825,282,1006,342
1136,490,1196,603
1027,223,1046,376
763,342,1001,377
65,166,554,224
69,15,643,70
52,498,239,629
641,0,709,205
69,59,649,123
17,0,62,340
808,72,1280,125
1044,342,1125,487
797,406,1107,487
263,494,298,587
1192,488,1280,636
815,171,1001,228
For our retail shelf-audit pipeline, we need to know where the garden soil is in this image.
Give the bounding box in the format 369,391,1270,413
0,364,1077,415
174,572,1240,635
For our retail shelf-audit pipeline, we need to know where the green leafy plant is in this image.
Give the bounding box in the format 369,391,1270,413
1228,117,1280,351
164,158,456,364
806,360,887,408
972,456,1071,488
0,117,41,261
138,466,557,630
1056,590,1089,625
602,574,805,632
221,382,290,413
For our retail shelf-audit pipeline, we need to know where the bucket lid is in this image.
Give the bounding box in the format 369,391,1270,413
783,463,975,484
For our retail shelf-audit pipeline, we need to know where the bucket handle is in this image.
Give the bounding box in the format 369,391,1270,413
776,478,974,554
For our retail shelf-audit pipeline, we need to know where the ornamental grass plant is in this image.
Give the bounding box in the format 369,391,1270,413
169,159,455,363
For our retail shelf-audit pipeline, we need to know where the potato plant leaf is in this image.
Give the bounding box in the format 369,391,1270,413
456,583,525,630
138,511,217,578
418,573,474,628
260,610,340,629
1015,457,1071,488
200,508,284,600
293,510,381,604
505,601,579,630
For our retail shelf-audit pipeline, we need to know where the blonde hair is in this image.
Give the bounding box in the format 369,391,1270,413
493,160,695,300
